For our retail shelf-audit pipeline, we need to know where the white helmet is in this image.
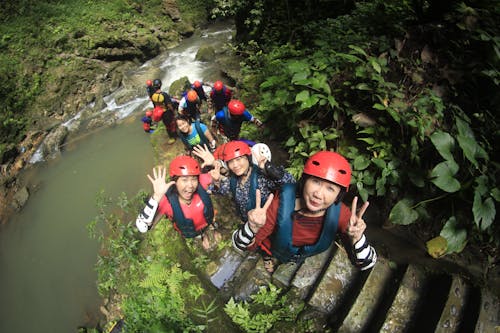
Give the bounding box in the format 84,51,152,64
251,143,272,165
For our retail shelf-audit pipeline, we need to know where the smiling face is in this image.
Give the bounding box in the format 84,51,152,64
175,175,198,202
227,155,250,177
302,176,341,213
176,119,191,134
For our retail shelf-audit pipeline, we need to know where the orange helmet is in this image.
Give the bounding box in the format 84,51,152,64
303,151,351,189
213,80,223,92
228,99,245,116
169,156,201,178
187,90,198,102
218,141,251,162
193,80,201,88
146,79,153,86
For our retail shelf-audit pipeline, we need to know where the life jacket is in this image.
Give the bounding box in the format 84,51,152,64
229,165,259,219
219,107,245,140
151,91,165,104
211,87,229,111
193,85,206,100
268,183,340,263
152,106,164,122
143,122,151,132
179,120,209,149
165,184,214,238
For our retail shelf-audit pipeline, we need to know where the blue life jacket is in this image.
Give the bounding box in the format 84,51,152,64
165,184,214,238
229,165,259,219
179,120,209,149
270,183,340,263
220,107,243,140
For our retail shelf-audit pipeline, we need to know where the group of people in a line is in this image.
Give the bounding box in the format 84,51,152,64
141,78,264,151
136,128,377,272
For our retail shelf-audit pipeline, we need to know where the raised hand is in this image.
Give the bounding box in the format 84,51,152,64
147,166,175,202
192,144,215,168
346,196,369,244
247,190,274,234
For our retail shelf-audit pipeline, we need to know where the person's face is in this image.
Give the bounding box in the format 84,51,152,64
303,176,341,212
175,176,198,202
176,119,190,134
227,155,250,177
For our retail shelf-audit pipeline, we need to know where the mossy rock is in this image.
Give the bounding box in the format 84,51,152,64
195,45,216,62
169,76,191,97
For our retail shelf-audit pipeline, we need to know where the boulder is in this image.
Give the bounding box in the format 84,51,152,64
195,45,216,62
41,126,69,159
11,186,29,211
162,0,181,22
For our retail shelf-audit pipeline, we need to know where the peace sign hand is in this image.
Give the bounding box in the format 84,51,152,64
347,196,369,244
247,190,274,234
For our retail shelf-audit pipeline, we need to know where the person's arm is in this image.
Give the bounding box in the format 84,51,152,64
340,198,377,270
232,190,275,252
135,166,175,233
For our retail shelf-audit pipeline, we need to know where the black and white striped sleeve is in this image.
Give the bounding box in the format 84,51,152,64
353,234,377,270
135,197,159,233
232,222,255,252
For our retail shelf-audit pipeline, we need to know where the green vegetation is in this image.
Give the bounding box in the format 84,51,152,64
210,0,499,258
89,190,230,332
0,0,212,160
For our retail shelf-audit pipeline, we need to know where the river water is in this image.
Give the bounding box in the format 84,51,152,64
0,23,233,332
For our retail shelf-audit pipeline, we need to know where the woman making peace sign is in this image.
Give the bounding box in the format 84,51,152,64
232,151,377,272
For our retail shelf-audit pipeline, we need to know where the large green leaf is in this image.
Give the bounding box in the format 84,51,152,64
389,199,419,225
353,155,370,170
440,217,467,254
430,131,455,161
430,161,461,193
473,191,496,230
295,90,309,103
455,117,488,168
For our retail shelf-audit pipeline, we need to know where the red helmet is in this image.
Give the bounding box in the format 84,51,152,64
146,79,153,86
187,90,198,102
219,141,251,162
303,151,351,189
213,80,223,92
169,156,201,178
145,110,153,117
228,99,245,116
193,80,201,88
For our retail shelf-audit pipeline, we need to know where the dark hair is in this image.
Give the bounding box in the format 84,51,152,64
176,114,191,123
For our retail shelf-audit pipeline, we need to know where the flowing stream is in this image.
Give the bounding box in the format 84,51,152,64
0,23,233,332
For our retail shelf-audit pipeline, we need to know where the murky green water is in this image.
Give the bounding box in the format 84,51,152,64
0,22,233,332
0,116,154,332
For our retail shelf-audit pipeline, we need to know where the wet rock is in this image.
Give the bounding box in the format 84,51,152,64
87,113,119,130
291,246,334,299
380,264,426,333
338,259,394,333
11,186,29,211
169,76,191,97
435,275,469,333
176,22,195,38
272,262,300,289
308,248,358,313
231,256,271,301
195,45,216,62
41,126,69,159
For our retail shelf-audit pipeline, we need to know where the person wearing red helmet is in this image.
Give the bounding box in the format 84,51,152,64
178,89,202,122
232,151,377,273
135,156,221,250
211,99,263,142
209,80,233,112
191,80,209,102
141,109,155,133
193,141,294,232
146,78,177,144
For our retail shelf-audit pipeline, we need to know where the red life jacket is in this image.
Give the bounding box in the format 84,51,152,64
152,106,164,122
143,122,151,132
